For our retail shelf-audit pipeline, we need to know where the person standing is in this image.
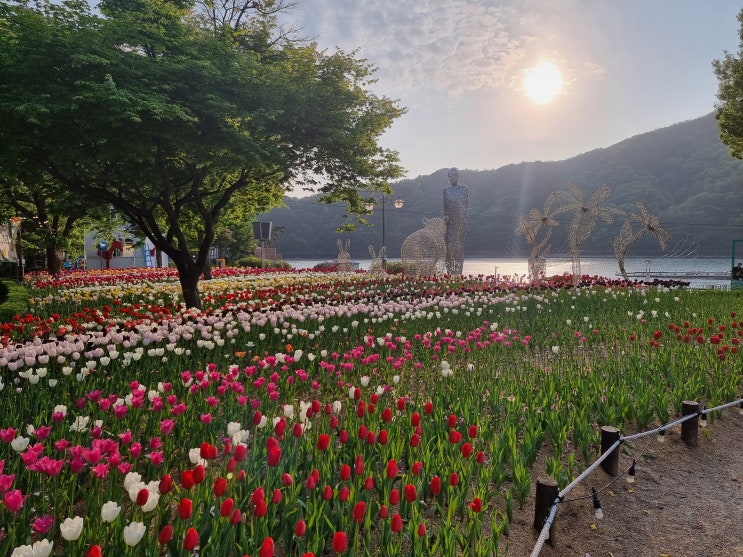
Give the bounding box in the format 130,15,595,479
443,167,468,275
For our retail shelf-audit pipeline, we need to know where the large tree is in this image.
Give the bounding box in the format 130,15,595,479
0,0,405,307
714,9,743,159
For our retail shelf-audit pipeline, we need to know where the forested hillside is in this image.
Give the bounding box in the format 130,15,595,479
259,113,743,260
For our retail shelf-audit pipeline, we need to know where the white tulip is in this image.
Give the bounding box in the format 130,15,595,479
60,516,84,541
123,522,146,547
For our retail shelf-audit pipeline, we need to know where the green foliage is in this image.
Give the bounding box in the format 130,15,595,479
714,9,743,160
0,279,29,322
0,0,405,307
233,255,291,269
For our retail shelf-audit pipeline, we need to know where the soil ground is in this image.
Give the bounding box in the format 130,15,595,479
503,407,743,557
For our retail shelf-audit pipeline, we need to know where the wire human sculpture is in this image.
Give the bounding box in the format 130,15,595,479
401,217,447,276
443,168,468,275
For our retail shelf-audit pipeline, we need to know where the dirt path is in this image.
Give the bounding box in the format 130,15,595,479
504,407,743,557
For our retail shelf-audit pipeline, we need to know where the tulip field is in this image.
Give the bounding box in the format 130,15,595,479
0,266,741,556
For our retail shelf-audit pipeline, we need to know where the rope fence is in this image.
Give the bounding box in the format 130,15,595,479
530,397,743,557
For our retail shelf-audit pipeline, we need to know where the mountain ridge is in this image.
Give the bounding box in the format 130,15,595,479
260,113,743,260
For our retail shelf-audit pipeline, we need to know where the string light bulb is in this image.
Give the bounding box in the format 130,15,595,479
592,487,603,520
657,427,665,443
626,461,636,484
699,407,707,428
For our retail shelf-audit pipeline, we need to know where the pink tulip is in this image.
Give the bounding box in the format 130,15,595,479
3,489,24,512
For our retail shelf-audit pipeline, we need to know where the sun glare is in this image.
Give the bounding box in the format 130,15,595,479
523,61,563,104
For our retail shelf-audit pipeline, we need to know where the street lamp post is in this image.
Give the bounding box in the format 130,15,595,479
365,195,403,272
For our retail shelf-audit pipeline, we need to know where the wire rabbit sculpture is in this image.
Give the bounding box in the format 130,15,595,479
336,239,355,272
368,245,386,274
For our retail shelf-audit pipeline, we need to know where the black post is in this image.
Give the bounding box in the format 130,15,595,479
534,477,559,546
600,426,620,477
681,400,699,447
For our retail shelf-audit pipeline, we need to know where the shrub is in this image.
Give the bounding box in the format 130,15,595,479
0,279,30,322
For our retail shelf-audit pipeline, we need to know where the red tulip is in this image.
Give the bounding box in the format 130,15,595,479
461,442,473,458
469,497,483,513
339,429,349,444
448,430,462,444
252,410,263,425
365,430,376,445
340,464,351,481
159,474,173,494
259,537,275,557
476,451,485,464
382,407,393,422
378,429,389,445
251,487,265,505
339,485,350,503
411,461,423,476
411,412,421,427
271,488,282,504
281,473,294,486
364,476,374,491
424,401,433,414
178,498,193,520
267,446,281,467
429,475,441,495
86,546,103,557
322,485,333,501
183,528,199,551
213,477,227,497
229,509,242,525
378,504,389,519
295,519,307,537
220,498,234,517
254,499,268,517
410,433,421,448
389,489,400,505
317,433,330,451
293,422,304,438
447,414,457,428
135,488,149,507
397,397,405,411
449,472,459,487
354,454,364,476
468,425,478,438
332,531,348,553
158,524,173,544
353,500,366,523
391,513,403,532
181,470,194,490
234,444,247,462
193,464,205,484
404,484,417,503
386,459,398,479
417,522,427,537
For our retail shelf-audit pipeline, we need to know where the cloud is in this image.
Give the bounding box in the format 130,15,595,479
287,0,534,96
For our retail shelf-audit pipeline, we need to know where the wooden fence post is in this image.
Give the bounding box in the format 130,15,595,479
681,400,700,447
600,426,620,476
534,477,559,546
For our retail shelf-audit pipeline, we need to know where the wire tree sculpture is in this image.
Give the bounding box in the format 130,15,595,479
555,182,623,284
613,202,671,281
515,191,560,282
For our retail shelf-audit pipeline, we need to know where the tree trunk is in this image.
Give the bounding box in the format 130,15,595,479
46,244,63,276
179,266,202,309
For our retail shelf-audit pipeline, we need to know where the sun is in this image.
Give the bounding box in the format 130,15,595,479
523,61,564,104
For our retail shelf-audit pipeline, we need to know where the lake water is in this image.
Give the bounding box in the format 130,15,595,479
286,256,737,289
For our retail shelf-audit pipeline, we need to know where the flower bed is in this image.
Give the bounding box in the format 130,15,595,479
0,269,740,556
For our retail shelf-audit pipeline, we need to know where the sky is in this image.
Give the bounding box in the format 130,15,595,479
279,0,743,196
